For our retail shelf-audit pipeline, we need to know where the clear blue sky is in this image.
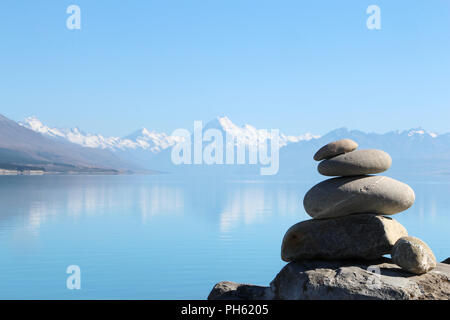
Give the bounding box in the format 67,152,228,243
0,0,449,136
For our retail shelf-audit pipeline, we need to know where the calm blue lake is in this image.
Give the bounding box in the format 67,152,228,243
0,175,448,299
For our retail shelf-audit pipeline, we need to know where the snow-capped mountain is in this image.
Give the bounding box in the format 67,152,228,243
206,116,320,147
122,128,184,153
16,115,450,177
21,116,122,149
406,128,438,138
0,114,139,173
20,116,320,153
20,116,182,153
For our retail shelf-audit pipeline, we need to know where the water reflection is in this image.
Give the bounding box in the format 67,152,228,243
140,185,185,223
1,176,449,240
219,183,302,233
0,175,449,299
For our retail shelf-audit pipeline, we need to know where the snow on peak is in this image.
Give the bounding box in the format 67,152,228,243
20,117,66,138
406,127,438,138
124,127,184,152
141,127,151,137
215,116,320,147
218,116,238,131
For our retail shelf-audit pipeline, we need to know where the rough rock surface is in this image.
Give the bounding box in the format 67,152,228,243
303,175,415,219
209,259,450,300
392,236,437,274
318,149,392,177
281,214,407,261
208,281,274,300
313,139,358,161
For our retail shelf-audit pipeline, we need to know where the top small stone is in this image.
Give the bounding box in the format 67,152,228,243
313,139,358,161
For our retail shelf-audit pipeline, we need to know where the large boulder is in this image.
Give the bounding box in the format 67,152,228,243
281,214,407,261
209,259,450,300
313,139,358,161
392,236,437,274
318,149,392,177
303,175,415,219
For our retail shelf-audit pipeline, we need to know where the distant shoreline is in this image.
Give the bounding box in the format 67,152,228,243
0,169,45,176
0,168,158,176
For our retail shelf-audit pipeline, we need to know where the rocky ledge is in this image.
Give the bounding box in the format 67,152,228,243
208,258,450,300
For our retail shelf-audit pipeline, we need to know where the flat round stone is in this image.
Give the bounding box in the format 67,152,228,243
392,236,437,274
318,149,392,176
303,175,415,219
313,139,358,161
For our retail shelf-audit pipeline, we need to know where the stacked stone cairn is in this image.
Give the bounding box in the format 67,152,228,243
281,139,437,275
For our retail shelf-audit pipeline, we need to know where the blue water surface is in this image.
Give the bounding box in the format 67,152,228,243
0,175,448,299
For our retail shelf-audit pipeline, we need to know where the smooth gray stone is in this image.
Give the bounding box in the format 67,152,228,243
392,236,437,275
313,139,358,161
281,214,407,262
318,149,392,176
209,259,450,300
303,175,415,219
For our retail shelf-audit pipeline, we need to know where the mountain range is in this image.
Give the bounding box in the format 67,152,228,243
0,113,449,177
19,116,319,152
0,114,137,174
